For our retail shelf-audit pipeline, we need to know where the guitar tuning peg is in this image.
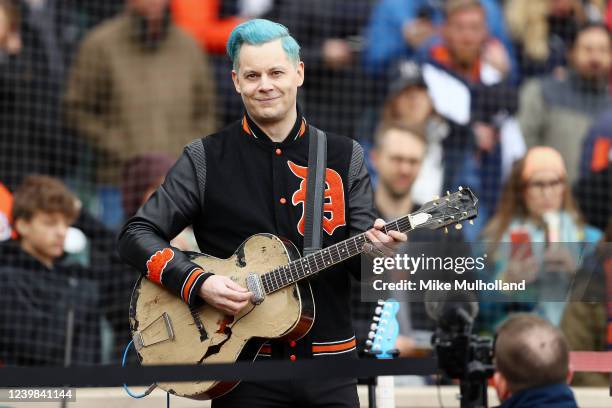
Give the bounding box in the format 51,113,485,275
368,331,376,339
365,340,373,347
370,323,378,331
377,300,385,305
458,186,463,191
469,220,474,225
444,227,448,234
373,316,380,322
455,223,463,230
375,306,382,315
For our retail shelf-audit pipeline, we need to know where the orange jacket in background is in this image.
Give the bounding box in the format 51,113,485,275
171,0,245,54
0,182,14,240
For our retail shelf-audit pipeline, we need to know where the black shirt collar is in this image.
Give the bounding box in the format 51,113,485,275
242,106,307,146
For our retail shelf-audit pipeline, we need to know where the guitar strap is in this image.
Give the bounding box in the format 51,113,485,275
303,125,327,257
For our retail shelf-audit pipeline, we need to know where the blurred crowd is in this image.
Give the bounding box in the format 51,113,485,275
0,0,610,388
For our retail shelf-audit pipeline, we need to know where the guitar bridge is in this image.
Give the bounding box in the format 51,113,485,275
246,273,265,305
133,312,175,351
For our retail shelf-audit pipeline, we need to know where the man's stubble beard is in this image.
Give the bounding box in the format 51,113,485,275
380,177,412,201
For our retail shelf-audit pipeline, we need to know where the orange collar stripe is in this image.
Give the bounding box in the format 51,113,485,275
242,115,306,139
242,116,252,136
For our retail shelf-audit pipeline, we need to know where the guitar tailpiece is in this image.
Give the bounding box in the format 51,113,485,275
246,273,265,304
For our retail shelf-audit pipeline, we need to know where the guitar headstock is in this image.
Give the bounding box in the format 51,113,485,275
409,187,478,232
365,299,400,359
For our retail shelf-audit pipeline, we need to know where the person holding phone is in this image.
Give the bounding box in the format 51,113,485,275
478,147,602,334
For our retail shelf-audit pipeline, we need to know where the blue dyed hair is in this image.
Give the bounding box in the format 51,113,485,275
227,19,301,71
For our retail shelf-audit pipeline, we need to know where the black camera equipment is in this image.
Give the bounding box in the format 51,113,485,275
426,291,495,408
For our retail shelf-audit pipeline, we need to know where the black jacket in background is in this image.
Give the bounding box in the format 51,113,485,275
0,240,101,366
497,383,577,408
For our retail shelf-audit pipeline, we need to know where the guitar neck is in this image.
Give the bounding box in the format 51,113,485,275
261,214,417,295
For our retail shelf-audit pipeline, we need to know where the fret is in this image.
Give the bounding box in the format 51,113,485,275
272,269,281,290
341,241,349,258
293,260,301,280
299,257,307,278
310,255,316,274
264,272,272,293
263,273,271,293
278,268,286,287
284,266,290,283
285,266,292,283
314,250,323,272
290,264,299,282
311,254,319,273
290,262,300,281
285,266,291,284
303,258,310,277
297,258,304,278
306,255,316,277
333,244,342,264
262,274,270,294
301,257,310,276
296,262,302,280
352,236,360,255
323,248,331,268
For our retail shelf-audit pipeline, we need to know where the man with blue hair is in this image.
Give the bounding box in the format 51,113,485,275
119,18,406,406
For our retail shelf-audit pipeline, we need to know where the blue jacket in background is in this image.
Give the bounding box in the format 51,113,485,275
362,0,515,77
497,383,578,408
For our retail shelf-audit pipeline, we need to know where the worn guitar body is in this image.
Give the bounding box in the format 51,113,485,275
129,234,314,400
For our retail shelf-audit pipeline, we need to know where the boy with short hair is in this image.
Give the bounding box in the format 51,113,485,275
0,175,101,366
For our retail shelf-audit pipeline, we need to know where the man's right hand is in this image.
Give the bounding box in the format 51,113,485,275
198,275,252,315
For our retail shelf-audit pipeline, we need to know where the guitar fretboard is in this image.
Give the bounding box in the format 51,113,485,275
260,215,414,295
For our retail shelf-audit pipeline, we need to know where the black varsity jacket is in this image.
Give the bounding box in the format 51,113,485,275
117,112,376,359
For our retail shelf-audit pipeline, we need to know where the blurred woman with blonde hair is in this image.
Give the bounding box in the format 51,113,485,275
478,147,602,333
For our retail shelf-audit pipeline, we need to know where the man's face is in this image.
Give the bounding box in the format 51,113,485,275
128,0,169,21
393,86,433,125
444,7,487,67
571,27,611,81
372,129,426,198
232,39,304,125
16,212,70,265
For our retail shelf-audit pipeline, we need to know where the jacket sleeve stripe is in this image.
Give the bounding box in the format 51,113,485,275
181,267,204,303
311,338,356,353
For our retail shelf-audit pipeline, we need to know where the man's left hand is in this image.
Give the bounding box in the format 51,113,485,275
364,218,408,257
